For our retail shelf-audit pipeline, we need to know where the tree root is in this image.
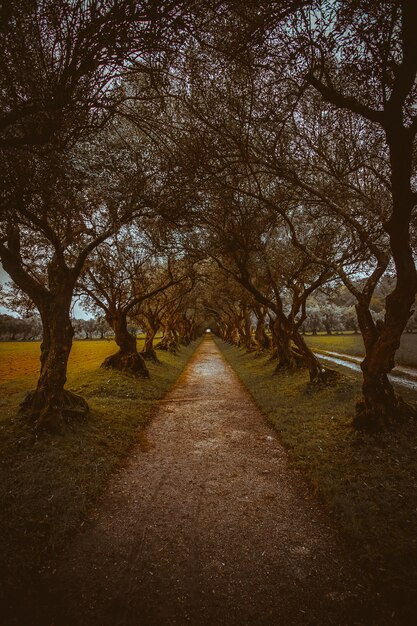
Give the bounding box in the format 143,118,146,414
141,348,160,363
272,347,309,373
253,348,269,358
19,389,89,431
101,350,149,378
274,361,299,374
308,367,339,385
268,349,278,361
274,356,306,373
155,340,178,353
354,395,417,432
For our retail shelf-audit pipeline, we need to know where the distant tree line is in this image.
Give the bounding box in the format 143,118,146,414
0,314,42,341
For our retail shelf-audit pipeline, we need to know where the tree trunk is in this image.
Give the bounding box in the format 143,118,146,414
354,128,417,430
142,326,159,362
231,326,240,347
19,296,88,428
178,314,193,346
227,325,235,343
102,311,149,377
276,331,295,370
223,324,234,343
291,327,329,384
354,300,415,430
272,318,297,371
254,316,270,351
156,322,178,353
242,310,254,351
271,316,328,383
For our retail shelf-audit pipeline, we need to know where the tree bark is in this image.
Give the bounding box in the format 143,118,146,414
178,314,193,346
19,295,88,427
291,327,329,383
156,322,178,353
243,309,254,351
353,126,417,429
102,311,149,377
355,297,416,430
141,326,159,362
307,37,417,426
254,309,271,351
270,316,328,382
273,318,297,371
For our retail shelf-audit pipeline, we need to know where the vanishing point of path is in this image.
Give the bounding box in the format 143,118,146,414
48,337,373,626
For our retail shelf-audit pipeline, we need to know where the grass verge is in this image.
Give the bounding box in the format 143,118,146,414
0,338,199,618
215,338,417,624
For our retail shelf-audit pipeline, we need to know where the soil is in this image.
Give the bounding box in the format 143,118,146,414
45,337,377,625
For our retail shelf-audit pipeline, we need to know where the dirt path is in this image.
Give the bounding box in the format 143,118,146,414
47,337,372,626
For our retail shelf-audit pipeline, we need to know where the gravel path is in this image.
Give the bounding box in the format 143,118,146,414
48,337,372,625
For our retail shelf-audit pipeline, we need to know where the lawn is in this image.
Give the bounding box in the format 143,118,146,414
216,338,417,624
0,336,198,622
304,332,417,367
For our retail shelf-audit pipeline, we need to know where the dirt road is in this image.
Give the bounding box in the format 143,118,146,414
47,337,373,625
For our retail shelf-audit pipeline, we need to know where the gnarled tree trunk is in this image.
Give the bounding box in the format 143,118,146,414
254,308,271,351
271,317,328,383
273,318,296,370
20,294,88,428
178,313,193,346
142,325,159,362
242,308,254,351
307,30,417,427
354,128,417,430
231,326,240,346
156,321,178,353
103,311,149,377
291,326,328,384
355,298,416,430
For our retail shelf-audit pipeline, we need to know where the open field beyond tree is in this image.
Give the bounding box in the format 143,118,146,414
0,335,161,387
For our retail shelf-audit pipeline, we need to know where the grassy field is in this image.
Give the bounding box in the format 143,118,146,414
304,332,417,367
0,334,161,388
0,336,198,620
216,338,417,624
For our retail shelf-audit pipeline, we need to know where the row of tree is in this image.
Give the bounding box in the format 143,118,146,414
0,314,42,341
5,273,417,342
175,0,417,430
1,1,417,432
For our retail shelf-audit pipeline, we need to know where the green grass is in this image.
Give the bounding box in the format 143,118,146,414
304,332,417,367
216,338,417,623
0,337,198,616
